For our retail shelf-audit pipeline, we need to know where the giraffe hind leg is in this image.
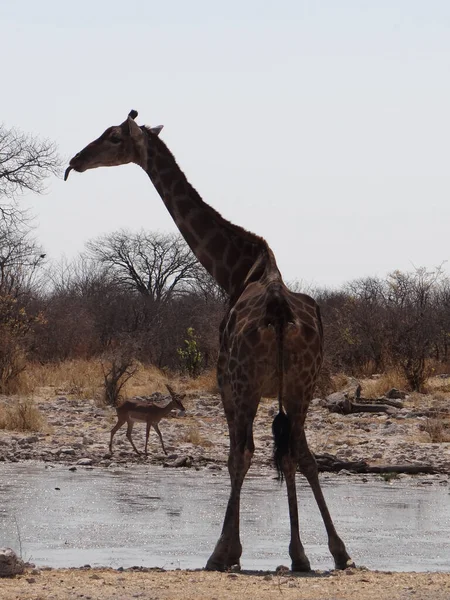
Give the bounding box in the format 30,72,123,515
273,411,311,571
297,429,354,570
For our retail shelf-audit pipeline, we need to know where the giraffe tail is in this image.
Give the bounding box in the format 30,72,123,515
265,285,295,481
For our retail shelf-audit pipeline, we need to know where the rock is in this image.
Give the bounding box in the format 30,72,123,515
164,456,191,468
0,547,25,577
275,565,290,574
386,388,406,400
326,391,348,405
20,436,39,445
58,447,76,455
76,458,93,466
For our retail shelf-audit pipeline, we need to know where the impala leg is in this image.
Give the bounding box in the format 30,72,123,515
109,417,126,453
297,430,353,570
144,420,151,456
126,420,141,455
153,423,167,455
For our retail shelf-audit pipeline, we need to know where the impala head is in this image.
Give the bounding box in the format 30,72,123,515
64,110,164,181
165,384,186,412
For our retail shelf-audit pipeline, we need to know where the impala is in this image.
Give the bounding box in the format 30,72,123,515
109,384,185,456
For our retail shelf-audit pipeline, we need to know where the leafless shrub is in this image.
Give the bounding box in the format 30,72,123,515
101,352,138,407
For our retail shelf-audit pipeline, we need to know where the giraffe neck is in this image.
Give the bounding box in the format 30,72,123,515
140,127,273,299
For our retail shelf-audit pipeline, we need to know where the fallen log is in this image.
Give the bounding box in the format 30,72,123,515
363,397,404,409
313,452,439,475
326,397,397,415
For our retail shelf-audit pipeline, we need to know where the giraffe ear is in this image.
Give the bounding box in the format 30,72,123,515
126,115,144,140
150,125,164,136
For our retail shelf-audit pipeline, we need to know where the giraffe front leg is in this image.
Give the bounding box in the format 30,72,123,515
206,413,256,571
205,480,243,571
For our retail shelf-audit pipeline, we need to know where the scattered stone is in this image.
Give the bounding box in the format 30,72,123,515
275,565,290,574
207,463,222,471
0,548,25,577
59,447,76,455
386,388,407,400
164,456,191,468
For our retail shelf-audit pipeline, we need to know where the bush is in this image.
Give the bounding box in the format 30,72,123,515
0,399,44,431
177,328,204,378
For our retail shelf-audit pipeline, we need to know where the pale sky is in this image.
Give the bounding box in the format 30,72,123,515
2,1,449,287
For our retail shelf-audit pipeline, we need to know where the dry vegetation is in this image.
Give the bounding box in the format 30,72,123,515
360,370,408,398
181,423,214,447
0,360,222,434
0,397,45,431
424,418,450,443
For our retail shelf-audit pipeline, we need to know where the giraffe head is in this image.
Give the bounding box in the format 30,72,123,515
64,110,163,180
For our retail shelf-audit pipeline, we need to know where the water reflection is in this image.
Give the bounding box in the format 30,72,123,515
1,462,449,571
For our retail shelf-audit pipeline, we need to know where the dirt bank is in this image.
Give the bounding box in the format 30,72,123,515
2,567,450,600
1,380,449,474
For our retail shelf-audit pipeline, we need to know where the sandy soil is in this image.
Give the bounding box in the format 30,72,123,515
2,567,450,600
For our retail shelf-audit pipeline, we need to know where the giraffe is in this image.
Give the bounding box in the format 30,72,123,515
65,110,353,572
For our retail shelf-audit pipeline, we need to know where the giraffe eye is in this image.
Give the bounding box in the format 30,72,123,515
110,135,121,144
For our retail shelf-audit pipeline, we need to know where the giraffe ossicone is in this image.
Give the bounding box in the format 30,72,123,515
66,110,354,572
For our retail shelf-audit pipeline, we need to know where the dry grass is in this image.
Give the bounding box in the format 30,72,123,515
20,360,173,403
181,423,213,447
179,369,218,394
425,375,450,395
22,360,103,399
122,363,169,396
424,417,450,443
330,373,351,392
5,360,219,405
0,398,46,432
361,370,408,398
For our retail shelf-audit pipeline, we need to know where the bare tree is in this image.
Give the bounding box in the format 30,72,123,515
86,230,205,303
0,124,61,201
384,267,444,390
0,219,46,298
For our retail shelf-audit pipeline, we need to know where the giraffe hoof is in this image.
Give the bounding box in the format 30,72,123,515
291,560,311,572
205,558,241,572
334,557,355,570
205,559,226,572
